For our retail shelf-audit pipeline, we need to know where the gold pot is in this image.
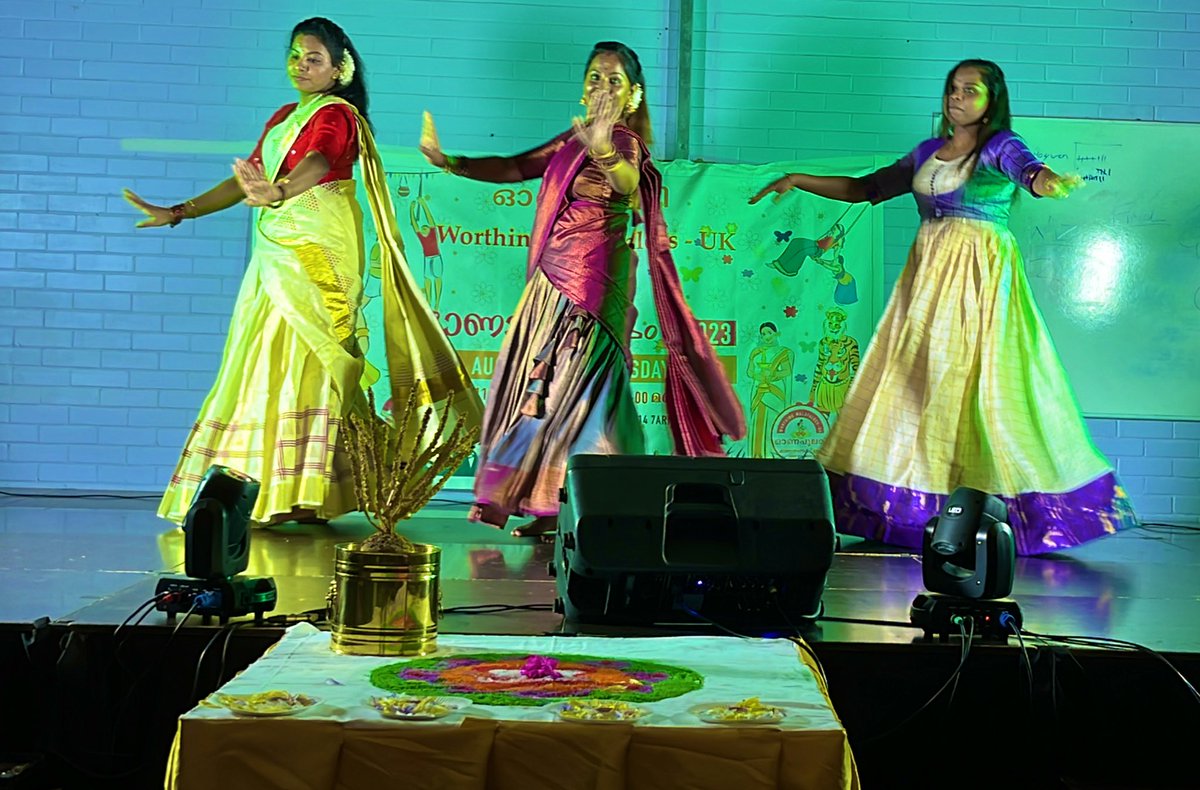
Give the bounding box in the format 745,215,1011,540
328,542,440,656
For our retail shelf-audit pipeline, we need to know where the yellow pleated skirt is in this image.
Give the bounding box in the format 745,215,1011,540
817,217,1136,554
157,268,358,526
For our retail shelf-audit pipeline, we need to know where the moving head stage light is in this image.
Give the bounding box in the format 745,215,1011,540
910,486,1022,639
553,455,836,632
155,465,277,624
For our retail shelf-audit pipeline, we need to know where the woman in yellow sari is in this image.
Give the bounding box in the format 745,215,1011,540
124,17,480,526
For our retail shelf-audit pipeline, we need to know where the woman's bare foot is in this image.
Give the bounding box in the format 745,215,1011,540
511,515,557,542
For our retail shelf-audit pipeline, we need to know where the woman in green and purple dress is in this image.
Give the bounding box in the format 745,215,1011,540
752,59,1137,555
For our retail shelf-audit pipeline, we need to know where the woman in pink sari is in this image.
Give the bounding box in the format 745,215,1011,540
421,41,744,538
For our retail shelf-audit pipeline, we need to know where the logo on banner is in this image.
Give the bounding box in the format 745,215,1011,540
770,403,831,460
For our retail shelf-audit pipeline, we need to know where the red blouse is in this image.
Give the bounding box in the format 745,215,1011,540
249,102,359,182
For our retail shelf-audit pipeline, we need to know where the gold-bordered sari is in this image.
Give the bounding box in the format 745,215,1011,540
158,96,480,525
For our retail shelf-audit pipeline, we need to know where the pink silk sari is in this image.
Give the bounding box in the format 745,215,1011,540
525,133,745,455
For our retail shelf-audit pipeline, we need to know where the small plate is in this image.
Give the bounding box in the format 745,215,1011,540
368,695,469,721
691,698,787,725
209,691,320,717
550,699,650,724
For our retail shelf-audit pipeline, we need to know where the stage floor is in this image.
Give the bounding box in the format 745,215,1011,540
2,490,1198,653
4,490,1199,790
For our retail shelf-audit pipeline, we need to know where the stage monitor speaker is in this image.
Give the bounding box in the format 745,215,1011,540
554,454,836,630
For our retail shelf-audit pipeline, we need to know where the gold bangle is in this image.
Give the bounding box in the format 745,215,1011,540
268,178,288,209
600,156,625,172
441,155,466,176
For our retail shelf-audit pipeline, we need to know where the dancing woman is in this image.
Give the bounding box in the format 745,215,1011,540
126,17,481,526
422,41,744,537
751,59,1137,554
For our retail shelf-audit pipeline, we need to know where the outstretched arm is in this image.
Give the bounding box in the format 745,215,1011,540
754,148,920,207
123,177,245,228
419,111,564,183
749,174,869,205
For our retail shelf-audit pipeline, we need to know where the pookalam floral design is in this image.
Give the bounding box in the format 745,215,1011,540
369,652,704,707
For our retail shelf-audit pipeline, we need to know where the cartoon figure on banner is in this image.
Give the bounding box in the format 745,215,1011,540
822,254,858,305
808,306,860,417
764,211,863,306
356,306,382,391
358,240,384,391
410,192,444,311
368,240,382,279
746,322,795,458
806,304,864,415
767,222,845,277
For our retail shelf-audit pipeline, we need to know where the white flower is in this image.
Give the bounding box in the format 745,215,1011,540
338,52,355,87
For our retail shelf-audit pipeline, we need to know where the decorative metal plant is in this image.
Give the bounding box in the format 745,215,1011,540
344,385,478,553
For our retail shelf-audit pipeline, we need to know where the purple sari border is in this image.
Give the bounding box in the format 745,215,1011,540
830,471,1139,556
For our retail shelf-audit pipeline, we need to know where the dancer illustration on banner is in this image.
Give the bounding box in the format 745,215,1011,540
766,214,862,305
746,322,795,458
357,241,384,390
410,193,445,312
807,307,859,417
767,221,846,277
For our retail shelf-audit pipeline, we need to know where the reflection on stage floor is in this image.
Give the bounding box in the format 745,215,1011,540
2,490,1197,652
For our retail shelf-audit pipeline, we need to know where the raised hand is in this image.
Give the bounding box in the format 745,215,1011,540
232,158,280,207
571,90,623,153
748,175,796,205
1044,171,1084,199
122,188,175,228
419,110,447,168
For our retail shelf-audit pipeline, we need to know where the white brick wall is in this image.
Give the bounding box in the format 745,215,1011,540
1,0,1197,525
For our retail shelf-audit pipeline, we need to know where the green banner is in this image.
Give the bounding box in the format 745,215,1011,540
358,157,884,476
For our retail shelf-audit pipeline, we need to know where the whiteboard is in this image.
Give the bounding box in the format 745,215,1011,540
1006,117,1200,421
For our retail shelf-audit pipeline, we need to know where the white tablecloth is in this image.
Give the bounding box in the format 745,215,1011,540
167,624,859,790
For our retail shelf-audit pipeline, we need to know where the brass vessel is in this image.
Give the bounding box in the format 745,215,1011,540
328,542,440,656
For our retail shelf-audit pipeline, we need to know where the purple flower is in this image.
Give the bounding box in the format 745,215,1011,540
441,658,483,668
520,655,563,679
400,669,441,682
629,672,667,682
